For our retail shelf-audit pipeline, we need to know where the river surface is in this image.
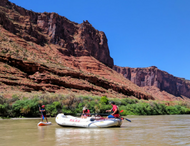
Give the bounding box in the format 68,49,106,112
0,115,190,146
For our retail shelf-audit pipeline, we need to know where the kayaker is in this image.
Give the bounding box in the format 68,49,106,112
81,106,90,118
39,105,48,123
106,101,120,118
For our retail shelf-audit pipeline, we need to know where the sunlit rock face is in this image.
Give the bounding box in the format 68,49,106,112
0,0,113,68
0,0,155,100
113,65,190,98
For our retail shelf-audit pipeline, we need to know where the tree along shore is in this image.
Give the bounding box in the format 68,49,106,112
0,94,190,118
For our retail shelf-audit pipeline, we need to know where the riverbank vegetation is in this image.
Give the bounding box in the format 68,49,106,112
0,93,190,118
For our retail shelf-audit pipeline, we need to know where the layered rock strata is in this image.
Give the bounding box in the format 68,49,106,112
113,65,190,98
0,0,113,67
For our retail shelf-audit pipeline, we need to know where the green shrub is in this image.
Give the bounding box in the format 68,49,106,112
12,99,39,117
62,105,76,115
75,102,85,113
166,106,179,115
46,101,62,116
100,96,108,104
0,103,9,117
1,94,190,117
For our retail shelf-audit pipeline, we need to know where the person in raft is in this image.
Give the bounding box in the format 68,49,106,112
39,105,48,123
106,101,120,118
81,106,90,118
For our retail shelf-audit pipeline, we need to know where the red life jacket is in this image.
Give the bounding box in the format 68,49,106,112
112,105,120,118
83,109,90,116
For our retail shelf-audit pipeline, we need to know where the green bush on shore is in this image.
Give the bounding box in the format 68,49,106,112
0,94,190,118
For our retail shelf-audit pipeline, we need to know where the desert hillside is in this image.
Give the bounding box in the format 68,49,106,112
0,0,189,102
0,0,155,100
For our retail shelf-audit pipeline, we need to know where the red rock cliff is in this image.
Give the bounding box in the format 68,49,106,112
0,0,155,100
113,65,190,98
0,0,113,68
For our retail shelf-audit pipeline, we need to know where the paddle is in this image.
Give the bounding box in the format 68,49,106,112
125,118,131,122
120,110,124,113
38,105,44,120
120,110,131,122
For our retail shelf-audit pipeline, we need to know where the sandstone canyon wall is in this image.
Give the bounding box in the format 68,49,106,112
0,0,113,68
0,0,155,100
113,66,190,98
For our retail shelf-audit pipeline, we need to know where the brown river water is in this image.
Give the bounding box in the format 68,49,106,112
0,115,190,146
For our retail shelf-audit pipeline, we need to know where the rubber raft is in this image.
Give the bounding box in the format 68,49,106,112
55,113,122,128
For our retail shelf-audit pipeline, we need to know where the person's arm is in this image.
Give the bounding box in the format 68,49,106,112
41,109,45,112
106,110,111,112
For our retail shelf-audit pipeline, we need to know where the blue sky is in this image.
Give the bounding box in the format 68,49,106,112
9,0,190,80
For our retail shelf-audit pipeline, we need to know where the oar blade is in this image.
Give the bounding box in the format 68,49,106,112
126,118,131,122
120,110,124,113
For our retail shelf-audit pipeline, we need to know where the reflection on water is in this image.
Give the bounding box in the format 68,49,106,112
0,115,190,146
55,128,121,146
38,126,47,140
54,115,190,146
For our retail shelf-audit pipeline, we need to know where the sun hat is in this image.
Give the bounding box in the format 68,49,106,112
83,107,87,110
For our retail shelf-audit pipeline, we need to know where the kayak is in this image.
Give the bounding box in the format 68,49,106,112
37,121,52,126
55,113,122,128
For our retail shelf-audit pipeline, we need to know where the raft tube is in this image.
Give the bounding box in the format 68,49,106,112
55,113,122,128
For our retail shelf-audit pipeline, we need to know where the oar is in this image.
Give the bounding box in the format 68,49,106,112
125,118,131,122
120,110,131,122
120,110,124,113
38,105,44,120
